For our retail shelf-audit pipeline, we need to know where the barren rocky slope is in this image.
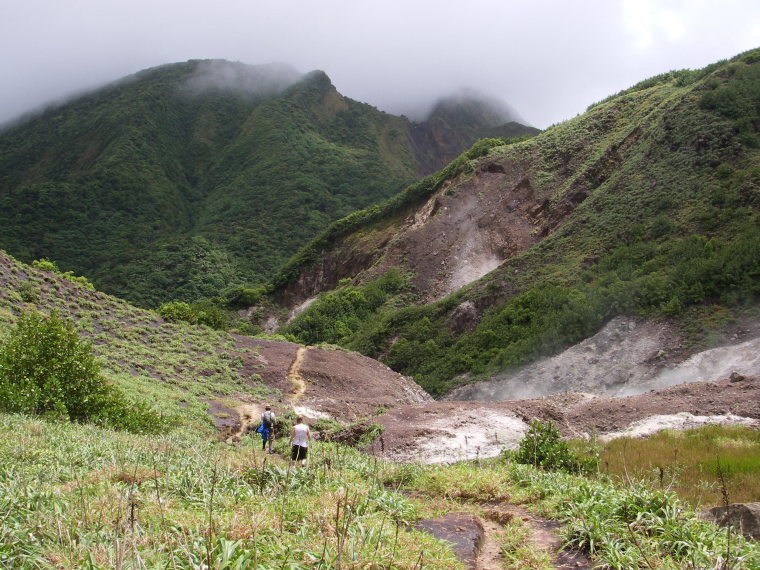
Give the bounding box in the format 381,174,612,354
370,375,760,464
446,315,760,400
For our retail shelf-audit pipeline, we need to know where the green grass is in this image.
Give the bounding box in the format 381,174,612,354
0,414,463,569
599,425,760,507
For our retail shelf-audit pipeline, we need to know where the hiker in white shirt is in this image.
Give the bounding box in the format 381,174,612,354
290,416,311,467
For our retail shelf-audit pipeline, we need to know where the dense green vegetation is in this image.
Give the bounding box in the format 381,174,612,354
282,269,412,344
0,60,537,309
0,62,421,307
280,48,760,396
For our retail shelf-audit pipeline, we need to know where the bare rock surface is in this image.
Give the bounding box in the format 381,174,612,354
414,513,484,569
371,376,760,464
446,316,760,401
700,503,760,541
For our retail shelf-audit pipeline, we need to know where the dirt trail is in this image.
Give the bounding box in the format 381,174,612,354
501,505,592,569
475,517,505,570
224,403,262,444
288,346,307,404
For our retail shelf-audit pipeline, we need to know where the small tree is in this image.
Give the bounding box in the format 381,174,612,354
0,310,165,432
515,419,578,472
0,310,105,421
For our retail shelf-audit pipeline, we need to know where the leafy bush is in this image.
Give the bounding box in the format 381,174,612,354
16,281,38,303
0,310,105,420
0,310,165,432
158,301,198,324
158,299,229,329
513,420,591,473
224,285,266,308
190,299,229,329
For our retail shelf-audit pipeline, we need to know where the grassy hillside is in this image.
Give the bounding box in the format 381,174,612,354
0,250,274,432
276,49,760,395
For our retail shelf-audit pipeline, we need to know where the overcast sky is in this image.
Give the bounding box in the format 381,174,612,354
1,0,759,129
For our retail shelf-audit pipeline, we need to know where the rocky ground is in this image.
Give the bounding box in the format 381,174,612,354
219,313,760,466
368,374,760,463
446,315,760,400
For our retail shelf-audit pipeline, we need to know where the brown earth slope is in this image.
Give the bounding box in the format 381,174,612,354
368,375,760,463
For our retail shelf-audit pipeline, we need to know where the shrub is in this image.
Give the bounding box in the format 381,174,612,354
514,420,588,473
224,285,266,308
17,281,39,303
191,299,229,329
0,310,105,420
31,258,59,273
0,310,165,432
158,301,198,324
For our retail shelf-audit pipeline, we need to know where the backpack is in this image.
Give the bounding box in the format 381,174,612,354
262,411,273,429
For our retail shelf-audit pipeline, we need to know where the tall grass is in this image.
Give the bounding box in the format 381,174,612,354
0,414,461,569
3,412,759,568
599,425,760,507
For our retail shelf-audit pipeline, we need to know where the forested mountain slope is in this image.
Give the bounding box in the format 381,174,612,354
275,48,760,396
0,59,536,307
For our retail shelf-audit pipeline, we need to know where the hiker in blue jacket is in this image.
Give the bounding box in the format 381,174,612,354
258,405,276,453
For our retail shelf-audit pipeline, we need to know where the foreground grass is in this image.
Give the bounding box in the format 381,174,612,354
598,425,760,507
2,413,759,569
0,414,460,569
391,461,760,570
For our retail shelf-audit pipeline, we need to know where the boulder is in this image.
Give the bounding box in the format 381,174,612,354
700,503,760,541
414,512,484,568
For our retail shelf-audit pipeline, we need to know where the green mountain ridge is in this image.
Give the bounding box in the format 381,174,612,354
0,59,536,307
273,48,760,396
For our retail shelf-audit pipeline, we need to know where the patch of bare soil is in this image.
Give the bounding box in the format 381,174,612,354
370,376,760,463
220,403,263,444
228,337,430,423
292,346,431,421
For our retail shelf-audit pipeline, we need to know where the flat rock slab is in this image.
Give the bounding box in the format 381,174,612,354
414,512,484,569
701,502,760,541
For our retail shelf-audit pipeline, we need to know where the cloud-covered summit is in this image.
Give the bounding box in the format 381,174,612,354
182,60,303,97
